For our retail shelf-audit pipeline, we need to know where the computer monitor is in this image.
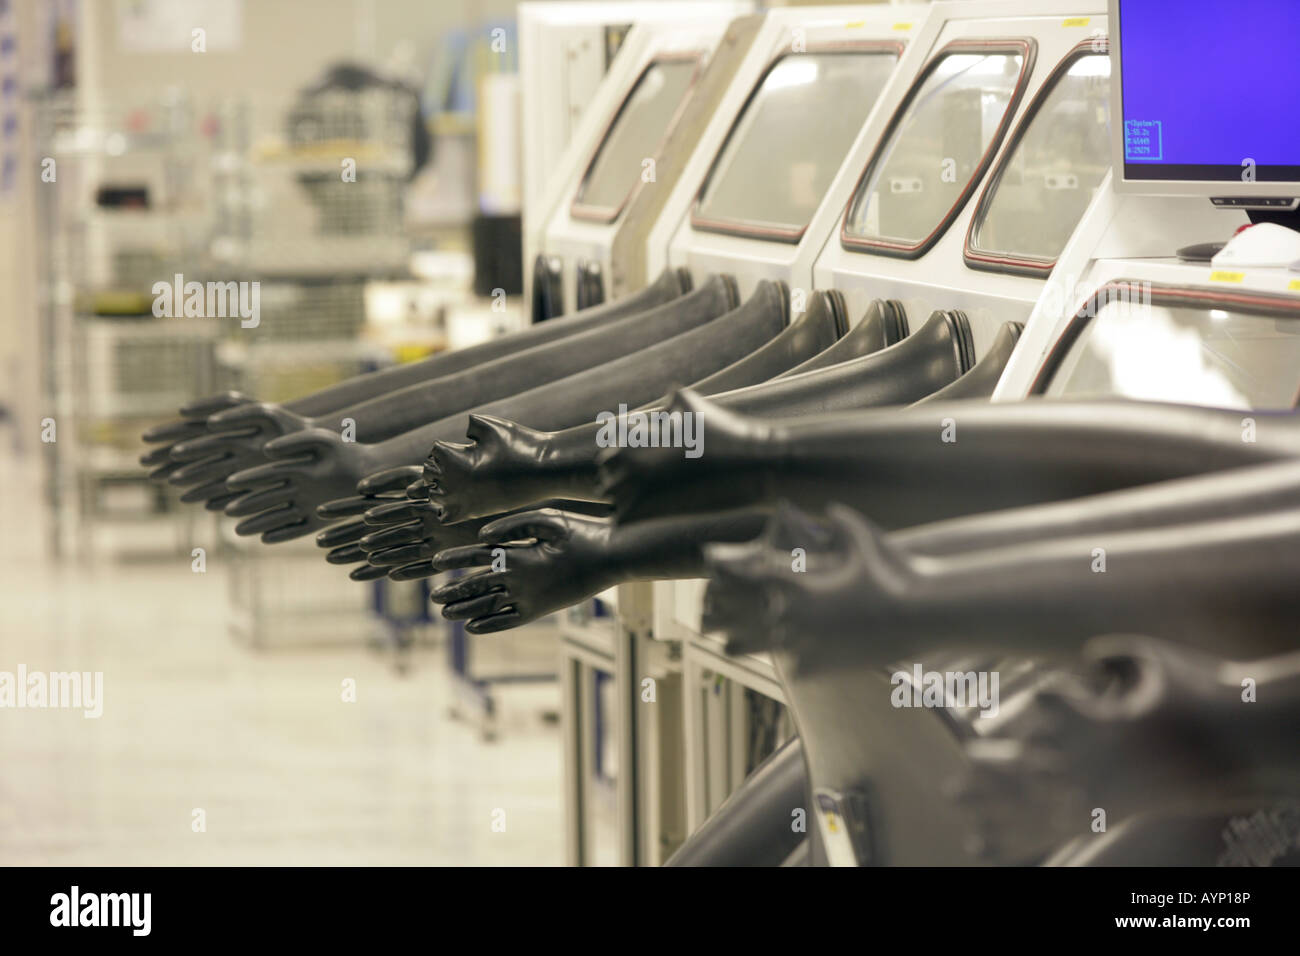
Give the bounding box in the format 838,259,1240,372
1109,0,1300,210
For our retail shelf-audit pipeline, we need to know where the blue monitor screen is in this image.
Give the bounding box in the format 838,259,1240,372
1118,0,1300,181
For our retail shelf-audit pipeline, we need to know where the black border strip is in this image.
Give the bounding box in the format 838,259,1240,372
840,37,1038,261
1030,279,1300,395
570,52,704,225
964,38,1109,278
689,41,906,244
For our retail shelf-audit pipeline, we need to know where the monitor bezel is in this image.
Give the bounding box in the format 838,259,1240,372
1109,0,1300,198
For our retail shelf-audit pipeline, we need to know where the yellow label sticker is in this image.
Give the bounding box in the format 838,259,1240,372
1210,270,1245,283
1063,16,1091,27
845,20,865,29
892,22,913,31
1289,279,1300,292
394,343,437,364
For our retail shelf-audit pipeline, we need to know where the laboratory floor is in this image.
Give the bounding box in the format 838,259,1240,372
0,450,613,866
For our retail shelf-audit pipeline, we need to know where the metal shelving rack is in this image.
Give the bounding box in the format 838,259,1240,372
205,87,423,649
32,90,218,559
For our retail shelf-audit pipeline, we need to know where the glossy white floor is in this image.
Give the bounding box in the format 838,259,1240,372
0,447,617,866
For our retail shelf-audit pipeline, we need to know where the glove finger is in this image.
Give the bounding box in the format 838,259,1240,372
224,483,294,518
388,561,437,582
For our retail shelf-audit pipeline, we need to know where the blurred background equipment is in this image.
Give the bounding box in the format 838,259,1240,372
7,0,1297,874
0,0,672,868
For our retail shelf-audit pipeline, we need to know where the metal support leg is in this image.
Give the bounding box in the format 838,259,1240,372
683,649,708,834
644,667,687,864
729,680,749,787
559,608,618,867
614,580,665,866
561,655,585,867
614,610,641,866
705,674,731,817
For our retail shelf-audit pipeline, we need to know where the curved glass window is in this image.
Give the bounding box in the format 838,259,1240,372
693,51,899,240
968,52,1111,270
1045,295,1300,409
843,48,1028,255
573,57,699,219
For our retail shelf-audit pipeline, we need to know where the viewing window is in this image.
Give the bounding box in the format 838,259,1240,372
692,49,899,241
966,49,1111,274
842,42,1032,258
572,57,700,221
1042,290,1300,409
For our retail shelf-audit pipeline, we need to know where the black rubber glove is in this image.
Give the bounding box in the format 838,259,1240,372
148,270,686,505
262,266,687,417
294,273,732,442
416,286,860,526
678,286,839,394
700,500,1300,864
139,392,251,505
599,388,1300,525
425,457,1300,636
912,320,1021,404
422,414,611,524
948,634,1300,865
355,498,488,579
428,509,618,632
703,500,1300,663
221,281,785,542
428,509,768,633
421,310,976,524
775,297,908,377
162,275,729,512
896,456,1300,556
313,466,425,580
163,401,309,511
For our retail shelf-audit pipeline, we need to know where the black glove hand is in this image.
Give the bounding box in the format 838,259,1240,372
314,466,425,580
139,392,250,495
424,413,606,524
223,427,395,543
166,400,317,511
429,509,619,633
354,498,487,580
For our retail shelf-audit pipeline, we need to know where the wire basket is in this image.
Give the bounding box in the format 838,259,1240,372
215,338,392,405
75,317,219,424
235,277,369,342
210,87,414,276
283,87,415,157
